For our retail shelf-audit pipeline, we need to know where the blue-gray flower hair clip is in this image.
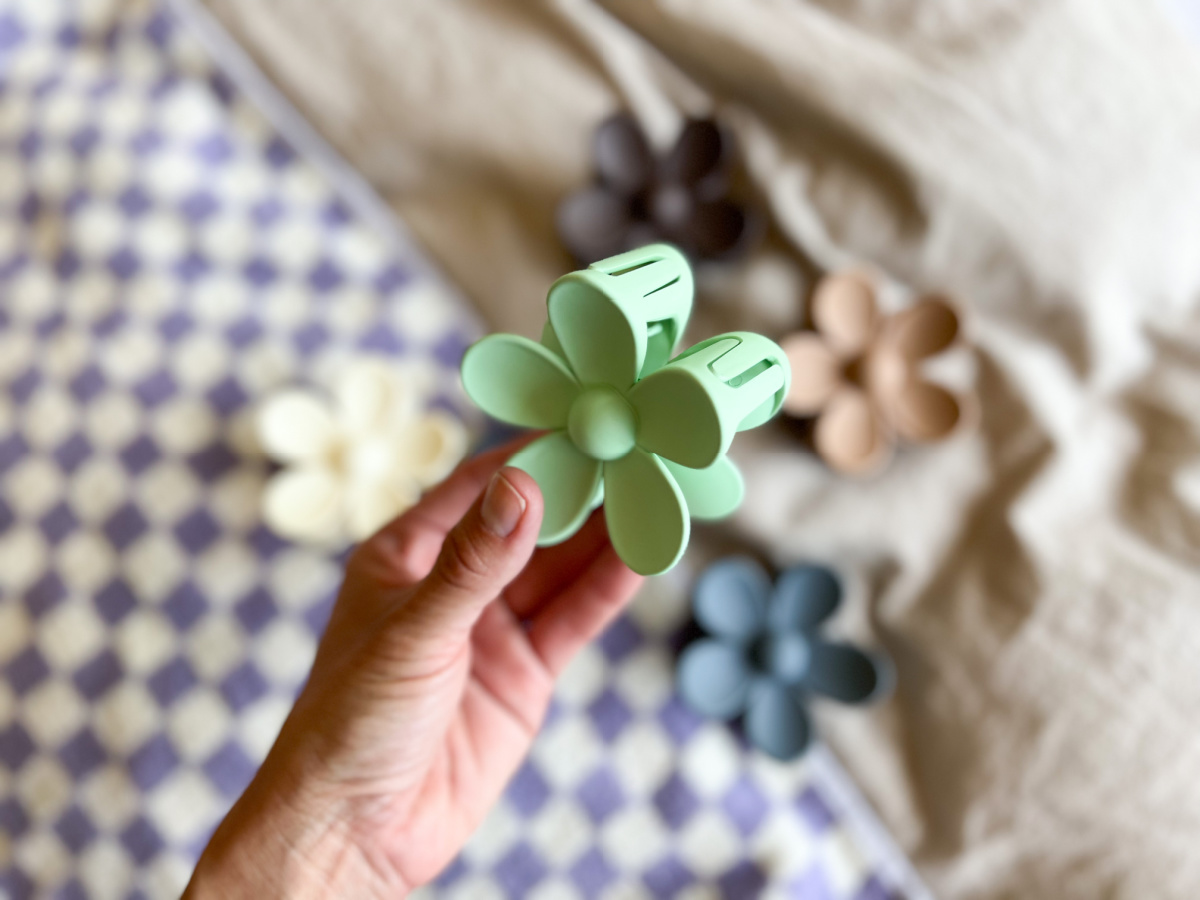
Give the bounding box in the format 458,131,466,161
677,556,892,760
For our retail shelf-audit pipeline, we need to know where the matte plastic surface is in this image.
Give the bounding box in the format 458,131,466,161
461,245,790,575
677,557,891,760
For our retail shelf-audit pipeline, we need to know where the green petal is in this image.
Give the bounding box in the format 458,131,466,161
508,432,601,545
661,456,744,521
548,244,693,391
461,334,579,429
629,333,788,469
603,448,689,575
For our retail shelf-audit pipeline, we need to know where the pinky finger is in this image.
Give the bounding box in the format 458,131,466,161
525,546,644,676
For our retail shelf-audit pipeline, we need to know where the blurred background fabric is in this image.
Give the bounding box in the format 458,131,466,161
191,1,1200,898
0,1,926,898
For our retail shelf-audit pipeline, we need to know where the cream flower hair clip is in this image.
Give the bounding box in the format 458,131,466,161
256,359,468,545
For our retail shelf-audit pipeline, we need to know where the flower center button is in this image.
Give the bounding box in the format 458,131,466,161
752,633,811,684
567,386,638,461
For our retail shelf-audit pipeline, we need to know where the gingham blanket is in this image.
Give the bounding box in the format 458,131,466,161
0,2,923,898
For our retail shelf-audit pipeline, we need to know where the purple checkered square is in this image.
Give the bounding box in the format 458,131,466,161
53,432,93,470
224,316,262,348
10,367,41,402
569,848,617,900
95,579,137,624
107,246,141,280
67,365,106,404
51,879,89,900
163,582,208,630
358,323,405,356
69,125,100,156
39,501,80,544
128,734,178,791
174,249,211,283
174,508,220,553
0,433,29,473
158,309,195,342
202,741,257,798
586,688,633,743
652,772,700,830
721,776,769,838
6,646,51,694
598,615,642,662
132,369,178,407
576,767,624,824
0,12,27,50
320,198,351,228
494,843,547,900
307,258,344,293
147,657,197,706
718,861,768,898
102,502,150,549
374,262,411,294
54,806,97,853
263,136,294,168
796,785,837,833
193,133,233,165
302,591,336,637
58,734,108,782
118,436,161,475
250,197,284,227
120,816,165,864
234,588,277,634
0,797,30,837
242,256,278,287
643,855,694,899
433,330,469,368
188,440,241,481
0,723,37,770
118,183,153,217
292,321,330,356
657,695,705,746
505,761,551,818
204,377,248,416
73,648,123,701
180,189,219,222
0,868,35,900
24,571,67,618
220,661,269,712
435,855,470,888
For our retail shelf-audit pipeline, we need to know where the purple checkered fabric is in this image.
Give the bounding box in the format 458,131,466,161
0,2,922,898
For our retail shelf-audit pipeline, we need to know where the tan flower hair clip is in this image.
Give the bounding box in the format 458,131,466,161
780,272,972,475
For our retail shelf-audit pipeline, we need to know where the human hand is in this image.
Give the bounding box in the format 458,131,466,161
185,439,643,898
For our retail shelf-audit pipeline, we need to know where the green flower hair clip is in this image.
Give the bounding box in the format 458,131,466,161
461,244,790,575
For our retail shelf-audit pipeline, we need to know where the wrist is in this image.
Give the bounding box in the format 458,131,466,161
185,746,404,899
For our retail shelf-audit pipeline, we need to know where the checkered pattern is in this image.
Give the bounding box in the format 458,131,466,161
0,1,921,898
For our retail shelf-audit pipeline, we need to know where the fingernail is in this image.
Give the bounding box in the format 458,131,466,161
481,470,526,537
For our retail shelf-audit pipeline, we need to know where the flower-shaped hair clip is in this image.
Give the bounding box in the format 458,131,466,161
257,359,468,545
461,244,789,576
780,271,970,475
557,113,759,265
677,557,891,761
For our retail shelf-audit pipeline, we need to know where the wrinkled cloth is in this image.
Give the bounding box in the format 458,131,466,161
198,0,1200,897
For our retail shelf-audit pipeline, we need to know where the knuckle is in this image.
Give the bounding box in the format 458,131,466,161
434,526,492,594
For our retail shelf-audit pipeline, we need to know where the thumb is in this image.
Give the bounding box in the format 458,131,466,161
398,466,543,640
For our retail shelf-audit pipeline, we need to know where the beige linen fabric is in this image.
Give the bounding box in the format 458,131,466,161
197,0,1200,896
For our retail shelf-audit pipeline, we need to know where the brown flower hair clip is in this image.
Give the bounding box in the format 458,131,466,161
557,113,759,265
781,272,972,475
